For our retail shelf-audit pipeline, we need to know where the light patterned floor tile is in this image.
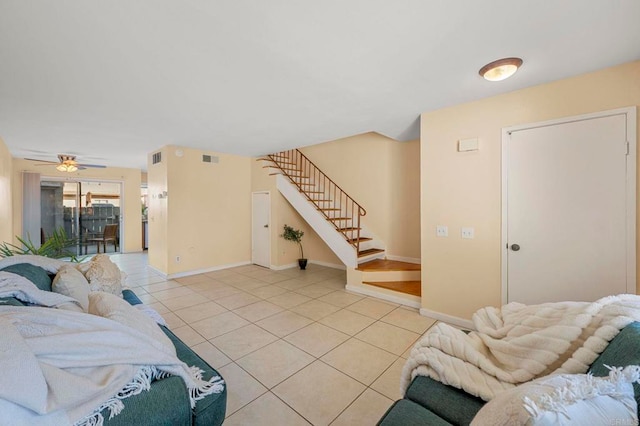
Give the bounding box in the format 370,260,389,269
330,389,393,426
290,300,341,321
317,290,363,308
170,325,206,346
211,324,278,360
174,274,211,285
380,307,437,334
233,300,284,322
247,284,289,299
275,279,316,291
191,341,232,369
161,293,209,311
356,322,420,355
321,339,397,385
267,292,312,309
370,358,406,400
273,361,365,426
150,286,196,301
346,298,398,319
173,301,227,323
295,285,336,299
285,323,349,357
256,310,314,338
190,311,250,339
215,292,262,310
199,286,243,300
141,280,183,293
237,340,314,388
319,309,376,336
219,363,268,416
162,312,186,329
225,392,310,426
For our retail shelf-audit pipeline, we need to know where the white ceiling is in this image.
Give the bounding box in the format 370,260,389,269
1,1,639,171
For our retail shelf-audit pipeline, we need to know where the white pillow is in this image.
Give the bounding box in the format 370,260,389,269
52,265,90,312
80,254,124,297
471,366,640,426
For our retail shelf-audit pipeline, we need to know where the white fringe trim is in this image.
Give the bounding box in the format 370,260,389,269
74,365,225,426
523,365,640,421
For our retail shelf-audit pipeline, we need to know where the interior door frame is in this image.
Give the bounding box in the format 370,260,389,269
251,191,271,268
501,106,637,304
40,176,125,255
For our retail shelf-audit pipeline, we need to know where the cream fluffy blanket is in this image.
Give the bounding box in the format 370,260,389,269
0,273,223,426
401,294,640,401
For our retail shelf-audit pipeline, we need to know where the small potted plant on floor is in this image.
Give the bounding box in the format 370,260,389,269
281,224,307,270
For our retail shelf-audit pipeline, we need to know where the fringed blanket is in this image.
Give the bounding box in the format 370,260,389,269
0,271,224,426
401,294,640,401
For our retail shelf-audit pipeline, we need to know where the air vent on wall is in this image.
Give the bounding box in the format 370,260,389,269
152,152,162,164
202,155,219,164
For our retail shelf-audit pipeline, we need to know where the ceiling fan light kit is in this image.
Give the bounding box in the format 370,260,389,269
25,154,107,172
479,57,523,81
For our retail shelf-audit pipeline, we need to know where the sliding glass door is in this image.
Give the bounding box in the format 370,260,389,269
40,180,122,256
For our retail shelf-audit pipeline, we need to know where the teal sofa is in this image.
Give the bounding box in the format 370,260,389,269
0,263,227,426
378,322,640,425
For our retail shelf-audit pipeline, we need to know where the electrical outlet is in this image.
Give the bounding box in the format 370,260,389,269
436,225,448,237
176,256,181,263
461,227,474,239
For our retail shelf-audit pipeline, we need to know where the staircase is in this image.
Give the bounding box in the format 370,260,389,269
261,149,420,307
260,149,385,268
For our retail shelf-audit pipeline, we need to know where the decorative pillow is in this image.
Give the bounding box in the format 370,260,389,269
0,263,52,292
52,265,90,312
80,254,124,297
88,291,172,350
470,366,640,426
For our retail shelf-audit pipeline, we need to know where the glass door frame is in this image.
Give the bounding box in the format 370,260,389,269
39,176,125,256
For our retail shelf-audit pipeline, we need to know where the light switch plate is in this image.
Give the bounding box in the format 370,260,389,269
461,227,474,239
436,225,448,237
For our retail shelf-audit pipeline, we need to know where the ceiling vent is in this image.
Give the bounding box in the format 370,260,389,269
202,154,219,164
152,152,162,165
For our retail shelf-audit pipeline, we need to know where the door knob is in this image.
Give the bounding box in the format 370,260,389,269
264,224,269,228
511,244,520,251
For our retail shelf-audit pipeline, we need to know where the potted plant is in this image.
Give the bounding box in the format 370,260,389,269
281,224,307,270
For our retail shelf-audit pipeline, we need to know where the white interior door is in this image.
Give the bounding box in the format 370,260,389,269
252,192,271,268
503,109,636,305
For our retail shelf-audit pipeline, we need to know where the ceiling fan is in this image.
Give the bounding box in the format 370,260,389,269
25,154,107,172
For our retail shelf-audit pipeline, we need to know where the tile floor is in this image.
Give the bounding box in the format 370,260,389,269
110,253,437,426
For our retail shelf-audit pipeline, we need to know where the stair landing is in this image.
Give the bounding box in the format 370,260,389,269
357,259,421,272
356,259,421,298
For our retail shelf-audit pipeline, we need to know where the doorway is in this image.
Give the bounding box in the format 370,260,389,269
502,107,636,305
252,192,271,268
40,180,123,256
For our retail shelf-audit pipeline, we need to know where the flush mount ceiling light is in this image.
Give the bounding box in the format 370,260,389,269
479,57,523,81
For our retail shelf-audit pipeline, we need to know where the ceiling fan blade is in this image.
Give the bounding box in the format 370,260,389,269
77,164,107,168
24,158,59,164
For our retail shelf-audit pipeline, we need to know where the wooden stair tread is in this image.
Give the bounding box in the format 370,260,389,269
357,259,421,272
347,237,372,244
339,227,361,232
358,248,384,257
327,217,351,221
362,280,421,297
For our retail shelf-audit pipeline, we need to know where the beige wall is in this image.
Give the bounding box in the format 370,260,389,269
0,138,13,244
421,60,640,320
251,160,342,267
148,146,252,276
300,133,421,260
11,158,142,252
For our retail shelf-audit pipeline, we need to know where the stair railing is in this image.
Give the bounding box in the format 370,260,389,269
266,149,367,255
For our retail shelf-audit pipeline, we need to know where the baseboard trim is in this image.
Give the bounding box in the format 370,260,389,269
346,284,421,308
270,260,346,271
163,260,252,280
385,255,421,264
419,308,475,331
309,260,346,270
270,263,298,271
147,265,167,279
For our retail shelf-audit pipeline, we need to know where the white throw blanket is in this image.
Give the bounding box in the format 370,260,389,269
402,294,640,401
0,273,224,426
